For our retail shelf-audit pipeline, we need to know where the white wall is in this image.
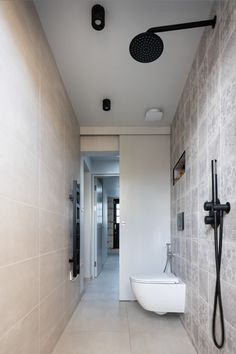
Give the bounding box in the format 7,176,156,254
80,157,92,281
91,159,119,175
102,184,108,266
80,135,119,152
84,171,92,279
101,177,120,265
103,177,119,198
119,135,170,300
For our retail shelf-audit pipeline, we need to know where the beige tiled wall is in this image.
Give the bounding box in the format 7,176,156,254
0,1,81,353
171,1,236,353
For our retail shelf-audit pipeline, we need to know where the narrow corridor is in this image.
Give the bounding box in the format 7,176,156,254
53,256,196,354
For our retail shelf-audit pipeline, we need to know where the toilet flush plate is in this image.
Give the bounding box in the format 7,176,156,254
177,212,184,231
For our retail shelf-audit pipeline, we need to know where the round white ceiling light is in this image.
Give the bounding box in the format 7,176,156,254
145,108,163,122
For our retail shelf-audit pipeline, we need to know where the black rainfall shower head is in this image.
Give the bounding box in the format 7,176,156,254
129,32,164,63
129,16,217,63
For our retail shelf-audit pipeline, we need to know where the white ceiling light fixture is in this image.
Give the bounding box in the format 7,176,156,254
145,108,163,122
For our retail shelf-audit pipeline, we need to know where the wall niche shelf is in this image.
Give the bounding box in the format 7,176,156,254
173,151,185,185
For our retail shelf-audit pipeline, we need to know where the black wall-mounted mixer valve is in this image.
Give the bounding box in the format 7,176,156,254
204,201,230,227
204,160,230,227
203,160,230,349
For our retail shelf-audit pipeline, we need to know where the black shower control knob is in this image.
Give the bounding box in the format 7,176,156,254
214,202,231,213
204,215,214,225
225,202,231,213
204,201,213,211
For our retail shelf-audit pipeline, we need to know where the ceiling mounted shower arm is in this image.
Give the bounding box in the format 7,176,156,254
147,16,216,34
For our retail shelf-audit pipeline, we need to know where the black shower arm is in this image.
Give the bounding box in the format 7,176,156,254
147,16,216,34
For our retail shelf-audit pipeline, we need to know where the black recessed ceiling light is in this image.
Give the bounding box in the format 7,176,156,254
92,4,105,31
103,99,111,111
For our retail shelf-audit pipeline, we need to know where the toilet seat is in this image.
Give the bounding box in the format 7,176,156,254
130,273,179,284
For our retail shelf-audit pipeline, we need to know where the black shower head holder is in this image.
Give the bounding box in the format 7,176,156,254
129,16,217,63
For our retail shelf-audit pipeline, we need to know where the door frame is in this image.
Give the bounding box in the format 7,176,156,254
91,173,119,279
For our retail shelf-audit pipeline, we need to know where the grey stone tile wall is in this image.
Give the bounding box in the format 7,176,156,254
171,1,236,353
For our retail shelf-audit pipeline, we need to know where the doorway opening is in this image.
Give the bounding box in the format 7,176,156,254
82,153,120,297
93,175,120,278
108,197,120,253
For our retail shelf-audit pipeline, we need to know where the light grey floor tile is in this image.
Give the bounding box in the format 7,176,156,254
52,331,131,354
66,299,128,332
127,301,182,332
130,331,196,354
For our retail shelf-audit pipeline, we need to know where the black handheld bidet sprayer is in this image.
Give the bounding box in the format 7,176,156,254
204,160,230,349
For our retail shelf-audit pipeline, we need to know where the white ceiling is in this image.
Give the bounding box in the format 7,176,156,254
34,0,213,127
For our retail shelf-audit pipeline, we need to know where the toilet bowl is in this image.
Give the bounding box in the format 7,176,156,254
130,273,186,315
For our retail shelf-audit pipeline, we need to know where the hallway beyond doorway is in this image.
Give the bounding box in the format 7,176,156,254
53,255,196,354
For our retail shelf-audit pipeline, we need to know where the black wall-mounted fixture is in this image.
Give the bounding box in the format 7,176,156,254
69,181,80,278
92,4,105,31
130,16,216,63
177,212,184,231
204,160,230,349
103,98,111,111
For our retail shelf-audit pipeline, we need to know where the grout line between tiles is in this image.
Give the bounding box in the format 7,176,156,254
125,302,133,354
0,305,39,343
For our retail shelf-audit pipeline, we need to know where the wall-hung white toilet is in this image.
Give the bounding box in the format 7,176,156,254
130,273,186,315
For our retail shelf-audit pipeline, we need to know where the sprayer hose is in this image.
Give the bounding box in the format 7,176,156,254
212,212,225,349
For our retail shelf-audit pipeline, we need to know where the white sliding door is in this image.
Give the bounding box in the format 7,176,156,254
119,135,170,300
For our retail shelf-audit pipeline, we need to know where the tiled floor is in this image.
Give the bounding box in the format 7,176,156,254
53,255,196,354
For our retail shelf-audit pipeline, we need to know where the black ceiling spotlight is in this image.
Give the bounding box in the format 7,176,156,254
129,16,217,63
92,4,105,31
103,98,111,111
